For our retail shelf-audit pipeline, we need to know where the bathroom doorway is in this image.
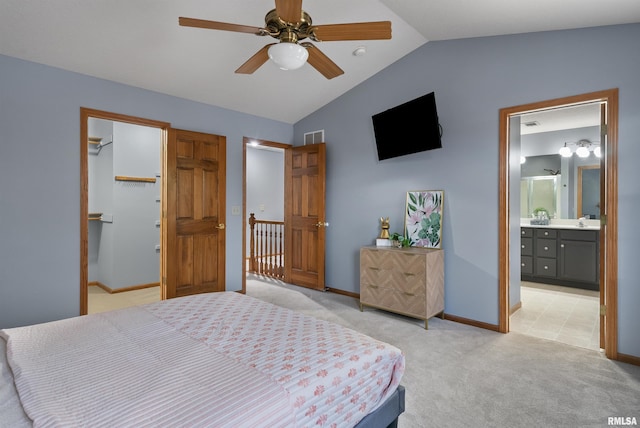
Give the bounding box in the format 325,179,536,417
498,89,619,359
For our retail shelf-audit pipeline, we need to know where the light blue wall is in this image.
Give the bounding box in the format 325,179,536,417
0,54,292,329
294,24,640,357
1,24,638,358
246,147,285,257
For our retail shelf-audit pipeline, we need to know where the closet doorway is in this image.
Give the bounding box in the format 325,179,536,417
498,89,619,359
80,109,169,315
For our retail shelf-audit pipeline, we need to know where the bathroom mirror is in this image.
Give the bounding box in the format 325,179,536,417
521,175,560,218
520,154,599,219
519,102,602,220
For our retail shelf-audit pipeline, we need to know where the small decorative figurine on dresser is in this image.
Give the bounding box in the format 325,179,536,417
376,217,393,246
379,217,390,239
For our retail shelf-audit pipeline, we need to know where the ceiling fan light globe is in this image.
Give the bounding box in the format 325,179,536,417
268,42,308,70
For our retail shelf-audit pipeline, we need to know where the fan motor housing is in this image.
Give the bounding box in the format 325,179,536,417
265,9,313,42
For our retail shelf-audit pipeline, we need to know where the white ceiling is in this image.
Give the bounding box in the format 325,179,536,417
1,0,639,124
520,103,602,135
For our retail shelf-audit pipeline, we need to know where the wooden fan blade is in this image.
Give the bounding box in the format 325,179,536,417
235,44,276,74
312,21,392,41
179,17,264,35
305,44,344,80
275,0,303,23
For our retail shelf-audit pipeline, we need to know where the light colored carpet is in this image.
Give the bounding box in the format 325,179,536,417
246,275,640,428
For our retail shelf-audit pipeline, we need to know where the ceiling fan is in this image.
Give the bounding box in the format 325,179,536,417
179,0,392,79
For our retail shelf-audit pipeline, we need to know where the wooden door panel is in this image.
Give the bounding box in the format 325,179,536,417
285,144,326,291
177,168,194,219
203,169,219,218
164,129,226,299
177,236,194,287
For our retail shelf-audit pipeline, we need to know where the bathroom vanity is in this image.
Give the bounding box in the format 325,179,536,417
520,225,599,291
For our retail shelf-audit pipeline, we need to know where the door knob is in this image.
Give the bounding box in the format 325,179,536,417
314,221,329,227
216,223,225,230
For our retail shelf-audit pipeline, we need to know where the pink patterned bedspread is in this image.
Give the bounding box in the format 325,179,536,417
2,292,404,427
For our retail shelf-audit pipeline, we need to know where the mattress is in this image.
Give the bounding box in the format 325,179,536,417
1,292,404,427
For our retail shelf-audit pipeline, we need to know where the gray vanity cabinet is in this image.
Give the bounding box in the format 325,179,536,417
521,227,599,290
520,228,533,275
558,229,599,290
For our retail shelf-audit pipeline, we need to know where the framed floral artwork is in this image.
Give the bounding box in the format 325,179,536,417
404,190,444,248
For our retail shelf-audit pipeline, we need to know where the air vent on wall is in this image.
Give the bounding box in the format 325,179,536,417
303,130,324,145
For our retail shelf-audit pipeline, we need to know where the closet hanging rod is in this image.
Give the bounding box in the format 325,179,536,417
88,136,113,154
115,176,156,183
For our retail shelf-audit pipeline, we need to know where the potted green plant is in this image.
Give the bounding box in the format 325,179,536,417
389,232,411,248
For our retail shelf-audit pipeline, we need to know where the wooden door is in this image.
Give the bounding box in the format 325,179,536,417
284,144,326,291
598,102,606,350
163,129,226,299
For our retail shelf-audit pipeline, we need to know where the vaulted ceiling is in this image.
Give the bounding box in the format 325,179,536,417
1,0,639,123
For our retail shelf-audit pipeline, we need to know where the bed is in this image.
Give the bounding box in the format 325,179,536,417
1,292,405,427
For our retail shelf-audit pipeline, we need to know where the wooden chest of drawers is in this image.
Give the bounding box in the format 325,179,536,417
359,246,444,328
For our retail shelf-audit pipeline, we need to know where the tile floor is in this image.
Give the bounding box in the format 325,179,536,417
510,281,601,350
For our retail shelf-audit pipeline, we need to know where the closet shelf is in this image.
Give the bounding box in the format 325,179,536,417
88,137,102,145
88,212,103,221
115,176,156,183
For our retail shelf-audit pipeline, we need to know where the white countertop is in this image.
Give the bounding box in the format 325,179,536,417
520,218,600,230
521,223,600,230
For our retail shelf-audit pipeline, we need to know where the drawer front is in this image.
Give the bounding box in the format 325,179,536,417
360,249,396,270
520,238,533,256
360,265,388,287
361,284,426,319
536,228,557,239
535,258,557,277
521,228,533,238
392,270,426,295
361,267,425,295
559,229,598,241
521,256,533,275
536,238,557,258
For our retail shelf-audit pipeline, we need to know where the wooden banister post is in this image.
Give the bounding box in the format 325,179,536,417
249,213,256,273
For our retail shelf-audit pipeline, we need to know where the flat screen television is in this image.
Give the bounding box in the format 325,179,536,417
372,92,442,161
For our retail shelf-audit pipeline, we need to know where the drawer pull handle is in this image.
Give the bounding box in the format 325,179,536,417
544,266,549,270
403,273,415,277
521,245,525,249
544,246,549,251
521,263,525,267
404,292,415,296
521,231,526,235
544,231,549,236
369,267,380,271
369,285,379,289
561,244,565,248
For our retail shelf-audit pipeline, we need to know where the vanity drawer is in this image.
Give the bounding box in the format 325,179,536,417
536,228,557,239
521,228,533,238
536,239,557,258
521,256,533,275
559,229,598,241
535,258,557,277
520,238,533,256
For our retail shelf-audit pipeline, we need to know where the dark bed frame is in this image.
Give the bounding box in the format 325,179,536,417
355,385,405,428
